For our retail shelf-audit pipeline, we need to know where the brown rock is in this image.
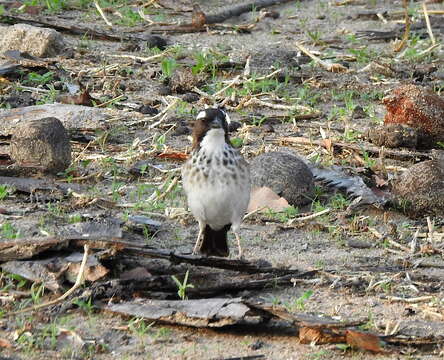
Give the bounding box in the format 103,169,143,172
383,84,444,148
250,151,314,206
0,24,65,58
392,160,444,217
365,123,418,148
10,117,71,173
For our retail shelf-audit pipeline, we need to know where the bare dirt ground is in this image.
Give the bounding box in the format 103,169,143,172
1,0,444,359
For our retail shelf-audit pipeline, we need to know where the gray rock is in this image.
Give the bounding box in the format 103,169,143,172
393,159,444,217
0,24,65,57
250,151,314,206
10,117,71,173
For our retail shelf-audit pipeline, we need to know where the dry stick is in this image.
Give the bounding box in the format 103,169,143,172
204,0,296,24
422,2,436,45
294,42,348,73
394,0,410,52
127,97,179,127
278,136,432,161
108,48,174,63
94,0,113,27
6,245,90,316
1,14,166,43
410,228,420,254
427,217,434,246
240,97,318,115
386,295,434,304
288,208,331,224
154,176,179,202
96,94,125,108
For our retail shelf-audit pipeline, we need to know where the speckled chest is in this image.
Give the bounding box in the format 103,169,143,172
182,145,249,189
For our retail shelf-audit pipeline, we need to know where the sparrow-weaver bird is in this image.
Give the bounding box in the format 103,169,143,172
182,107,250,257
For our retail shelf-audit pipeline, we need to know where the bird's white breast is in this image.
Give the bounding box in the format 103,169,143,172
182,135,250,230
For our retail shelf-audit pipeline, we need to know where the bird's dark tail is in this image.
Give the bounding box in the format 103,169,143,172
200,224,231,257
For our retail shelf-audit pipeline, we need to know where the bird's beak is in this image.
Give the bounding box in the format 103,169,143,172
210,117,223,129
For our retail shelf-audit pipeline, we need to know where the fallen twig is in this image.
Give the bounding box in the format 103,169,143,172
422,2,436,45
278,136,433,161
94,0,112,27
295,42,348,73
394,0,410,52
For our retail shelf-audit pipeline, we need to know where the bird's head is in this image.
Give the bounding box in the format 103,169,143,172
191,107,231,150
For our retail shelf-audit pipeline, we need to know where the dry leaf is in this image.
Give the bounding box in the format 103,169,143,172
0,338,12,348
157,152,188,161
247,186,290,212
57,90,95,106
67,262,109,282
322,138,333,153
345,329,386,353
299,327,345,344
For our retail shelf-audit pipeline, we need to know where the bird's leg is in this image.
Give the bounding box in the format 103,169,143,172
192,221,205,255
234,231,243,259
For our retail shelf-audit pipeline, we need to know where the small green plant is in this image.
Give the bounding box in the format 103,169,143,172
328,193,349,210
73,297,94,314
160,57,178,80
36,84,58,105
0,185,12,200
362,150,376,168
1,222,20,239
230,137,243,148
285,290,313,312
25,0,66,12
266,206,299,222
116,6,142,26
30,282,45,304
24,71,54,85
171,270,194,300
68,214,83,224
128,317,154,337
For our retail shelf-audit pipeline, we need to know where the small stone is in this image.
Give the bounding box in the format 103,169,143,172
228,121,242,132
181,92,200,103
351,105,366,119
138,105,158,115
10,117,71,173
158,85,172,96
392,159,444,217
262,124,275,133
383,84,444,148
172,125,190,136
0,24,65,58
144,35,167,50
365,123,418,148
250,151,315,206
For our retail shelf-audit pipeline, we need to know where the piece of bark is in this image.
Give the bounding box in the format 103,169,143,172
0,176,82,196
104,298,254,327
204,0,296,24
1,13,167,47
10,117,71,173
0,104,113,137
